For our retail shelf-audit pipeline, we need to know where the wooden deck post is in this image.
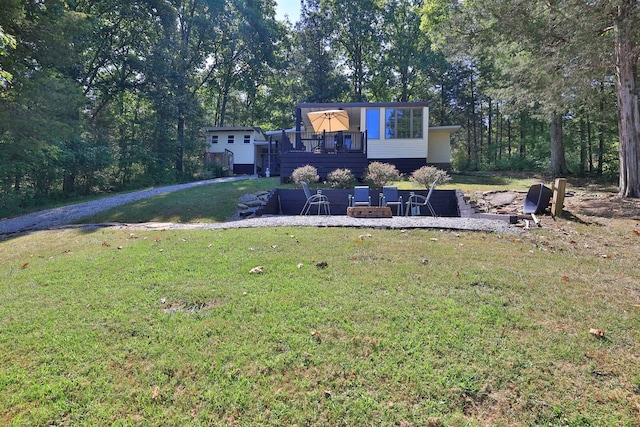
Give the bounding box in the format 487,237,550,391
551,178,567,217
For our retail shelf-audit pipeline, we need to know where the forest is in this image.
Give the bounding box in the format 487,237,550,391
1,0,639,216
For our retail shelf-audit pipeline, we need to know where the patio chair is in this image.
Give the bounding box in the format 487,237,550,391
349,186,371,207
300,181,331,215
379,186,403,216
334,131,344,152
406,178,438,216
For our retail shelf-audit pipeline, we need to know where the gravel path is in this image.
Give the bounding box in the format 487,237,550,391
0,176,255,237
1,175,522,237
105,215,521,234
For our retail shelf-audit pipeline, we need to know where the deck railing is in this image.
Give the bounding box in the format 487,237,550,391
288,130,366,154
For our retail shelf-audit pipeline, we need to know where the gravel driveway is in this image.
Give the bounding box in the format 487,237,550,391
0,176,254,237
1,175,522,237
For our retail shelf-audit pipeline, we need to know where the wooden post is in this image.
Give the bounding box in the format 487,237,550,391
551,178,567,217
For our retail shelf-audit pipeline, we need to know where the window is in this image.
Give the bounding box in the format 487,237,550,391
211,135,218,144
366,109,380,139
243,134,251,144
385,108,423,139
227,135,234,144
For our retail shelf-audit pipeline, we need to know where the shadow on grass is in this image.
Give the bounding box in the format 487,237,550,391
450,172,540,187
555,210,602,226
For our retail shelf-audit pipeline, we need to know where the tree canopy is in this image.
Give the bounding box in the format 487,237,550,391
0,0,637,215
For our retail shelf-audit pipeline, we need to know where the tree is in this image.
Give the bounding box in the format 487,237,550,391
610,0,640,197
0,0,87,203
0,25,16,84
152,1,209,178
422,0,640,195
322,0,382,101
380,0,428,102
291,0,349,103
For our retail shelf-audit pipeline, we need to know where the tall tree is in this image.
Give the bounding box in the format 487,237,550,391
422,0,640,195
0,0,87,202
425,0,574,175
610,0,640,197
293,0,348,102
322,0,382,101
381,0,427,102
145,0,235,180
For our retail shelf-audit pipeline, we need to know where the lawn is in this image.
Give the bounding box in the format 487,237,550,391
1,174,639,426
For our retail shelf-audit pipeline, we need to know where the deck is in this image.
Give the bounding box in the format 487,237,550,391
279,130,368,182
280,151,368,182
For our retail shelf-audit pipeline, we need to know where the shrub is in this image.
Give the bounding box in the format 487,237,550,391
327,168,355,188
195,164,229,180
291,165,319,185
409,166,451,188
364,162,401,188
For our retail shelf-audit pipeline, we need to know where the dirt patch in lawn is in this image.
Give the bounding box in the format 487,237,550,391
471,186,640,223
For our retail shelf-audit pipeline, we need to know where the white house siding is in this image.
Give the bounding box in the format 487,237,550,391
367,139,428,159
360,106,430,160
206,131,254,165
426,126,460,164
205,127,268,174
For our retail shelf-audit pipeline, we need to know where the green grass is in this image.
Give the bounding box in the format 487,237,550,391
437,171,544,193
1,173,639,425
78,178,284,224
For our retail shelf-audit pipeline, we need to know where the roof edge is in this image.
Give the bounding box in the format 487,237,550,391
429,125,462,133
204,126,264,133
296,101,429,108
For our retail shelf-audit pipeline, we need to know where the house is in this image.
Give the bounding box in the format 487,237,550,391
204,126,277,176
279,102,459,181
204,102,460,180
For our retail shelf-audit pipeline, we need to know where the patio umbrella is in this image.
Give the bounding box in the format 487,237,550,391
307,109,350,133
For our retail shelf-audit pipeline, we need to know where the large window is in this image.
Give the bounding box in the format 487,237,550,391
366,109,380,139
385,108,423,139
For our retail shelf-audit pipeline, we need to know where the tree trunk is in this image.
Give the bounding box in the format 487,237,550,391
580,117,586,176
507,119,512,156
614,1,640,197
487,98,492,163
176,113,185,175
598,120,604,175
63,174,75,193
519,112,526,157
598,90,605,175
550,112,568,176
440,79,446,125
470,75,478,169
587,117,593,173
